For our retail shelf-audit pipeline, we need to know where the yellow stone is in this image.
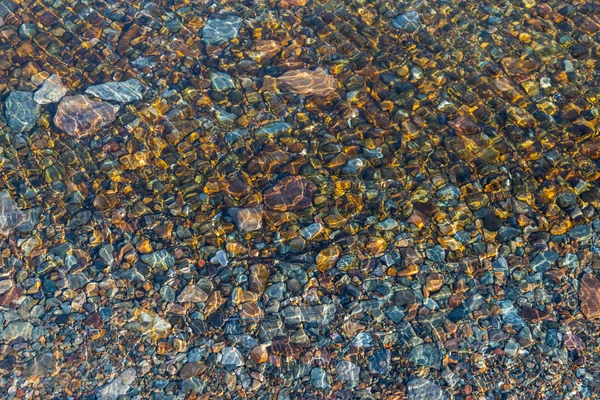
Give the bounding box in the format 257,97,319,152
316,246,340,272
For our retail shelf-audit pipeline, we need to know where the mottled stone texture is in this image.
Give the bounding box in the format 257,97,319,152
580,273,600,320
4,91,39,132
277,69,337,97
85,79,143,103
54,95,118,137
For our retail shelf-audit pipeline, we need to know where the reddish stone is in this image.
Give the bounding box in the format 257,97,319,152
0,287,22,306
580,273,600,320
520,306,554,322
277,69,337,97
270,336,302,358
564,333,585,351
263,175,316,212
448,116,477,135
85,311,104,329
54,95,118,137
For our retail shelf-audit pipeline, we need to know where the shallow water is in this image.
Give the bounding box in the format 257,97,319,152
0,0,599,398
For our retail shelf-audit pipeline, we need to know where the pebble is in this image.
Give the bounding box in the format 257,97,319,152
408,343,442,368
34,74,67,104
0,192,26,231
96,367,136,400
220,346,244,368
393,11,422,32
85,79,143,103
406,378,445,400
140,250,175,269
336,361,360,388
228,207,263,233
0,321,33,342
202,15,243,46
310,368,329,389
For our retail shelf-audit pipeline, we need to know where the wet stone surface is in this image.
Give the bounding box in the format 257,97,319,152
54,95,119,137
4,91,39,132
85,79,143,103
0,0,598,399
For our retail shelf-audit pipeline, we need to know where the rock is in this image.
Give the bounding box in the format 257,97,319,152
34,74,67,104
336,361,360,388
447,304,469,322
281,304,336,325
255,122,292,138
250,345,268,364
177,285,209,303
580,273,600,320
310,368,330,389
210,249,228,266
179,362,205,380
300,223,324,240
263,175,316,212
369,349,391,375
250,40,282,60
435,185,461,206
96,367,136,400
394,289,416,306
568,224,592,241
0,0,17,18
351,332,374,348
280,0,307,6
406,378,445,400
386,306,405,323
249,264,269,295
228,207,263,233
393,11,422,33
277,69,337,97
0,192,26,231
425,245,445,263
202,14,243,46
209,71,236,92
530,251,559,273
132,309,171,340
54,95,118,137
85,79,143,103
408,343,442,368
316,246,340,272
0,321,33,342
22,353,58,379
140,250,175,269
4,91,39,132
341,158,368,175
270,336,301,357
220,346,244,367
497,226,520,242
181,377,206,393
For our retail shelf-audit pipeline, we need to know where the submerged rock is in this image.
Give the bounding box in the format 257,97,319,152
393,11,422,33
0,321,33,342
4,91,39,132
580,273,600,320
96,368,137,400
85,79,143,103
34,74,67,104
278,69,337,97
263,175,316,212
0,192,26,231
228,207,263,233
54,95,118,137
407,378,445,400
202,15,242,46
220,346,244,367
